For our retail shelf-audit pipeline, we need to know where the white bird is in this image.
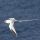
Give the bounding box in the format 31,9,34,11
4,18,39,37
4,18,17,37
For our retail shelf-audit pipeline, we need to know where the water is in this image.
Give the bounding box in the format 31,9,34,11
0,0,40,40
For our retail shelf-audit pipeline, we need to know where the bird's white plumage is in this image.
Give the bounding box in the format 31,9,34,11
4,18,17,36
4,20,11,23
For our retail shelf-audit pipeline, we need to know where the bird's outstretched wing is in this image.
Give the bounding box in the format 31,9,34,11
10,29,17,37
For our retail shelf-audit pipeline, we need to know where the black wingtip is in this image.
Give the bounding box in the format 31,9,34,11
10,30,17,37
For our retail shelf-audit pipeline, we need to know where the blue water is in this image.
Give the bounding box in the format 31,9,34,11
0,0,40,40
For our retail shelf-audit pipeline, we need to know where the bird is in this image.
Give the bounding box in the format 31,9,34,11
4,18,17,37
4,18,39,37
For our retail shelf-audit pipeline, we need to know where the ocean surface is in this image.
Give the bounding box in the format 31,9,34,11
0,0,40,40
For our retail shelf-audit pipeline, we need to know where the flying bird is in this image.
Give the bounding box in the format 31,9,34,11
4,18,39,37
4,18,18,37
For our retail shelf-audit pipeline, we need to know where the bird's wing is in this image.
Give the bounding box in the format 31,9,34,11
10,29,17,37
4,20,11,23
9,24,17,37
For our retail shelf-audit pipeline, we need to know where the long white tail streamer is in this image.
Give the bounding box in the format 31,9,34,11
15,19,39,22
4,18,40,37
